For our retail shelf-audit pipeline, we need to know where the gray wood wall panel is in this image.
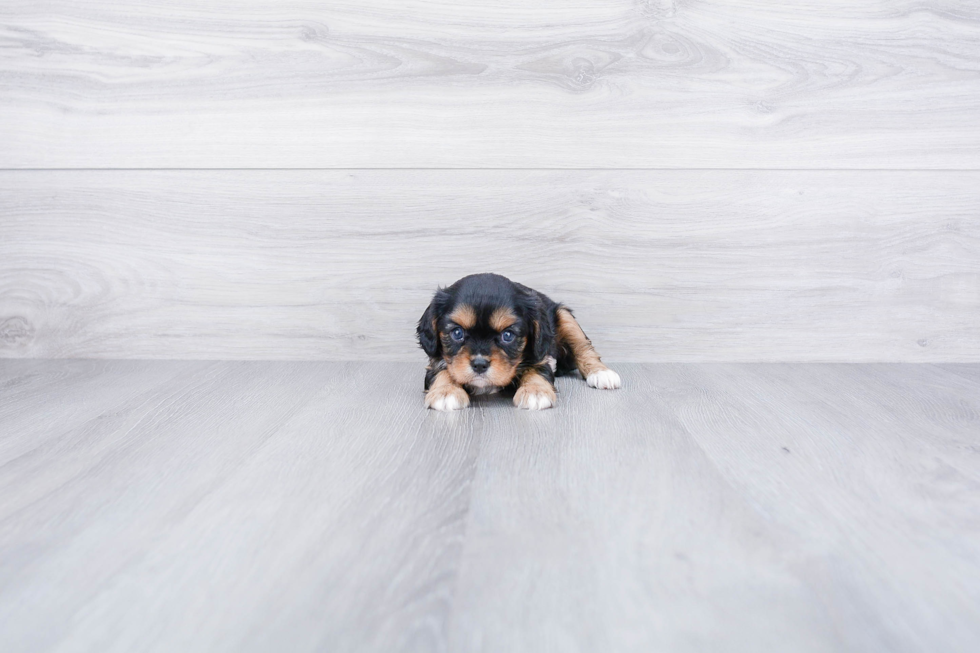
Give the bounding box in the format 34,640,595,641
2,170,978,361
1,1,979,168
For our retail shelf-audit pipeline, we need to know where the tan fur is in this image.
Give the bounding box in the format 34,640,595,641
487,346,520,387
424,369,469,409
446,345,521,387
448,304,476,329
555,307,609,378
489,307,517,332
513,368,557,409
446,349,475,385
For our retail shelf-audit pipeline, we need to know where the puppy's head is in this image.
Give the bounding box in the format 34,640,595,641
417,273,547,389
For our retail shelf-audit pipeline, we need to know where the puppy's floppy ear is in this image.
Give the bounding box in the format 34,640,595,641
531,303,555,362
417,288,450,358
519,291,554,362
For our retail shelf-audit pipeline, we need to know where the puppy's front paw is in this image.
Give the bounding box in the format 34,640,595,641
587,368,621,390
514,386,556,410
425,385,470,411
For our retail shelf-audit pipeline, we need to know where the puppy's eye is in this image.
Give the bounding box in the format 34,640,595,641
500,330,515,343
450,327,465,342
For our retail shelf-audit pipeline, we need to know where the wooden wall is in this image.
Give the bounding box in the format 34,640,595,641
1,1,978,361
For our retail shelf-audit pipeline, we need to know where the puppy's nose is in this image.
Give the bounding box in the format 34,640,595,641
471,357,490,374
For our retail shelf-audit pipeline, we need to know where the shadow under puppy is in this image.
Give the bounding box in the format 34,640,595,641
418,273,621,411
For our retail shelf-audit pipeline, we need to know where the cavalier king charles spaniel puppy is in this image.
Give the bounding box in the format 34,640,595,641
417,273,621,411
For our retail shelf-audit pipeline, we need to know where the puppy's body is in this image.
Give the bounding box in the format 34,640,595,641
417,273,620,411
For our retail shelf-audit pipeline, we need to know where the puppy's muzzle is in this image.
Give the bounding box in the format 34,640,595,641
470,356,490,374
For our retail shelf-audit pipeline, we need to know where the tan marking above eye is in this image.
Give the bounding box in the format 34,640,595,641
489,307,518,332
448,304,476,329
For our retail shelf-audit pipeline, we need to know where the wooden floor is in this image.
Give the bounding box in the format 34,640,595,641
1,361,978,652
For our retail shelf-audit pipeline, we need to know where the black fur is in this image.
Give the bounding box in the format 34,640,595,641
417,273,583,391
417,288,450,359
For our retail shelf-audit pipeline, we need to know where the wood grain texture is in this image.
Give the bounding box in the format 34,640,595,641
2,169,978,361
1,1,979,168
1,361,979,652
447,362,980,652
0,360,481,653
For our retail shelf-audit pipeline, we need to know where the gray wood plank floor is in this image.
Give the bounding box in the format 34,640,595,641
2,361,978,652
3,170,979,362
2,1,979,168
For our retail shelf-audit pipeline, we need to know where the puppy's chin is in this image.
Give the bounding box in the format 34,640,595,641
467,375,492,389
466,376,501,395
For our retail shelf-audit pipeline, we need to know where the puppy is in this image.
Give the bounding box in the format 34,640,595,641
417,273,621,411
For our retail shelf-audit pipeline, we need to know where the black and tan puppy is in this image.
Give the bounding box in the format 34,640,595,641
417,273,621,411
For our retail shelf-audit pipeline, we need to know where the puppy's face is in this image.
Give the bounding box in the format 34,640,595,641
418,274,540,389
440,303,525,389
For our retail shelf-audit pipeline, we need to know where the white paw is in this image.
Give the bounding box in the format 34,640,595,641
425,387,470,411
514,388,555,410
587,369,621,390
